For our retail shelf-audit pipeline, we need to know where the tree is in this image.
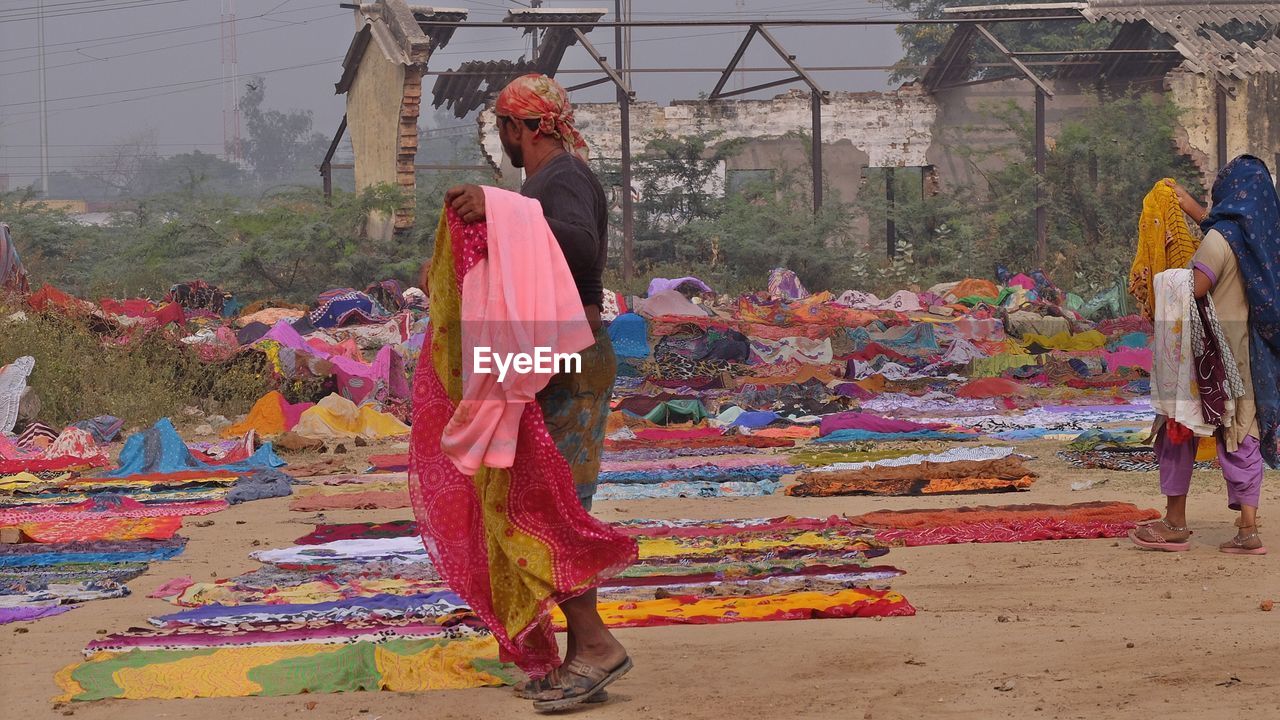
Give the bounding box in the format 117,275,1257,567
883,0,1116,83
240,78,328,187
129,151,247,198
850,93,1203,295
593,132,746,270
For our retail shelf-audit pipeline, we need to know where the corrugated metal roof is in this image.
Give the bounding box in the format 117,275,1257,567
926,0,1279,91
1082,3,1280,77
430,9,607,118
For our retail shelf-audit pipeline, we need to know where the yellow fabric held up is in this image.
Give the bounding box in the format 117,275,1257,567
1129,178,1201,320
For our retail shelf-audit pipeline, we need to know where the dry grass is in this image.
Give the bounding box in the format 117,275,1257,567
0,308,274,429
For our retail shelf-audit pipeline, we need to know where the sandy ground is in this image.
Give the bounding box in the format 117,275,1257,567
4,439,1280,720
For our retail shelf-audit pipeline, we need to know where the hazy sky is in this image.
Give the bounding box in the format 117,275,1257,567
0,0,909,184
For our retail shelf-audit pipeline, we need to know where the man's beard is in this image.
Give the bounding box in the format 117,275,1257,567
502,139,524,168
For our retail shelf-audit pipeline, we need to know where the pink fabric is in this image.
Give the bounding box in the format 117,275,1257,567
1007,273,1037,291
409,205,637,678
262,321,408,401
1105,347,1153,372
631,427,723,441
439,186,594,476
819,411,947,437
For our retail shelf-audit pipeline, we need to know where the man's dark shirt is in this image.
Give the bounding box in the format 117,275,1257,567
519,152,609,307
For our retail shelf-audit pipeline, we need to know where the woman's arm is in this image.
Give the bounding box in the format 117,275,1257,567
1165,179,1207,224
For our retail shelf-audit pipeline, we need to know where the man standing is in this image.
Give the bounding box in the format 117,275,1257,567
445,74,629,711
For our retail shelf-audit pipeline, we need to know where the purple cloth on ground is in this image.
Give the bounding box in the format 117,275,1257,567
153,592,464,627
0,604,73,624
819,411,948,438
832,383,875,401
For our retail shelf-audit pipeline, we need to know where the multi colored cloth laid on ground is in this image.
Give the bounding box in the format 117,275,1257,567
799,446,1018,473
6,516,182,543
598,465,799,485
847,501,1160,546
295,520,418,545
551,588,914,629
0,496,225,524
813,429,976,444
86,615,489,653
788,457,1037,497
0,538,187,567
408,200,637,677
55,636,515,701
1057,447,1217,472
594,479,780,499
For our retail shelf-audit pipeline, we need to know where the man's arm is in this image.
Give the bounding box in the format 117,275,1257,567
533,175,601,265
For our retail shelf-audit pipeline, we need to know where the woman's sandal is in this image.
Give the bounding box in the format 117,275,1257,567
1220,524,1267,555
1129,519,1192,552
515,676,608,703
532,656,633,713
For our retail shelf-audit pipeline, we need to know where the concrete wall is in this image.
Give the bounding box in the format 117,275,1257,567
1167,68,1280,189
479,87,934,204
474,72,1280,214
347,47,405,241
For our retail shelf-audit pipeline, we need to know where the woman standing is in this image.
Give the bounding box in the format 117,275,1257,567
1131,156,1280,555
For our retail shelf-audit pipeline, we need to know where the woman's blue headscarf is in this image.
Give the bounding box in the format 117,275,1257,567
1201,155,1280,468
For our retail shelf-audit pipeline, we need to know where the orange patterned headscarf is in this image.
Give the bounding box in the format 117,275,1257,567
495,74,589,161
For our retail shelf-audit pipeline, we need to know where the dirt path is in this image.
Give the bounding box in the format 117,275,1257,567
5,441,1278,720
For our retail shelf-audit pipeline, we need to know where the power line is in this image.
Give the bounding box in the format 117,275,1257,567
0,11,351,79
0,0,199,24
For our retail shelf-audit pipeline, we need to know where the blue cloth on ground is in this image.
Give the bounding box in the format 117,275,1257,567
608,313,650,359
105,418,285,478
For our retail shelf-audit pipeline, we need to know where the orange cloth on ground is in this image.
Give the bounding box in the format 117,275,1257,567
11,516,182,542
223,392,288,438
950,278,1000,300
750,426,820,439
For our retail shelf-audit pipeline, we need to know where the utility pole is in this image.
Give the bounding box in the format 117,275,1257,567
37,0,49,196
530,0,542,64
615,0,634,280
221,0,243,164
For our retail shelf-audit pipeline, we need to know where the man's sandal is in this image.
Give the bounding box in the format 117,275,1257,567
1220,525,1267,555
532,656,633,713
1129,519,1192,552
515,676,608,703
